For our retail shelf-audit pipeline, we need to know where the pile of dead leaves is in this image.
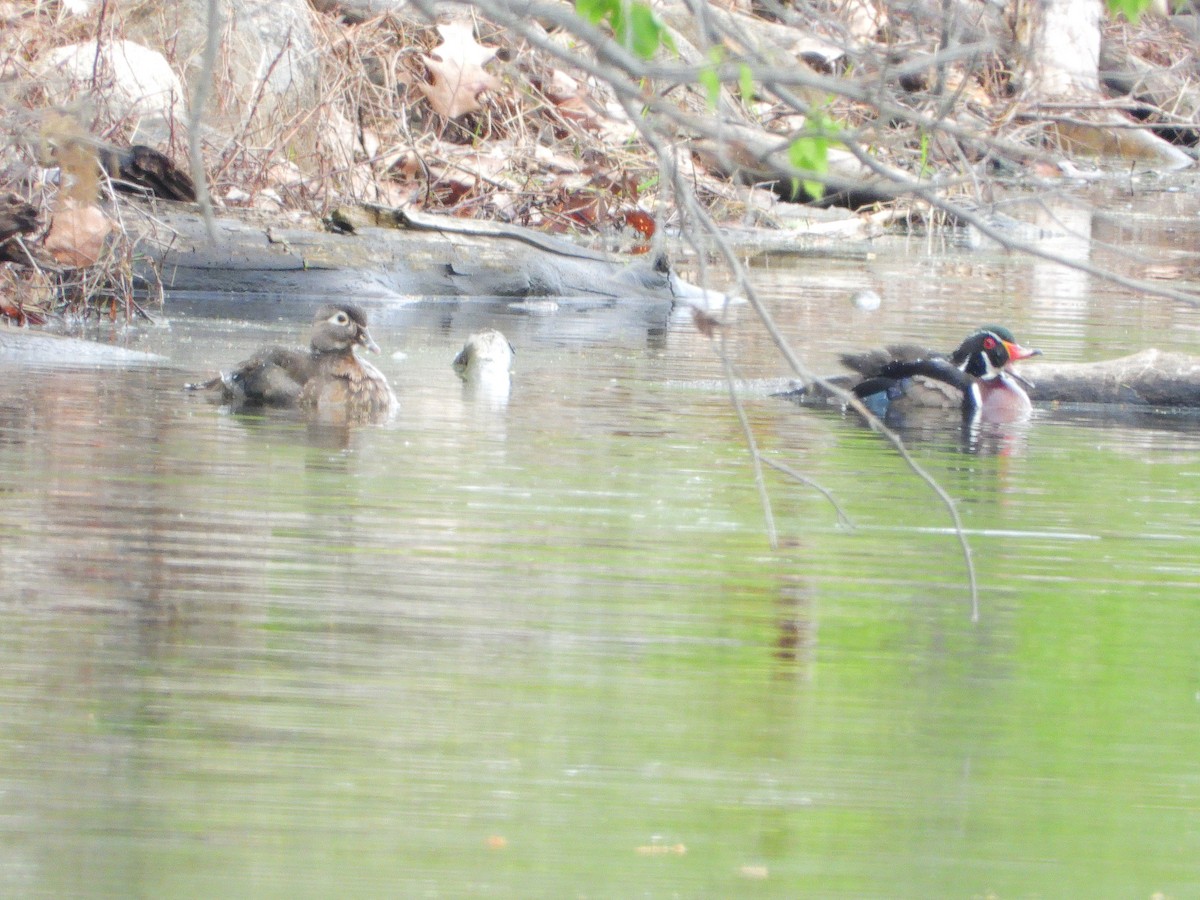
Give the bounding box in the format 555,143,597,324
308,11,664,240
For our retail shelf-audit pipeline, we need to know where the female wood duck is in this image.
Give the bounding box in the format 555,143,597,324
844,326,1042,423
188,303,397,423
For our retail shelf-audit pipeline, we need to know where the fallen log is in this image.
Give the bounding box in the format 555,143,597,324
1019,349,1200,407
135,201,677,301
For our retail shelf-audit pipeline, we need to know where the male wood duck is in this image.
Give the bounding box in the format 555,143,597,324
188,303,397,423
844,326,1042,423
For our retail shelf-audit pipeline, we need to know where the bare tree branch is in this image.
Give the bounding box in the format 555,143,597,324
188,0,221,242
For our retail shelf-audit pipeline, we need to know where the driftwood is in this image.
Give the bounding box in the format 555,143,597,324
1019,349,1200,407
135,202,676,300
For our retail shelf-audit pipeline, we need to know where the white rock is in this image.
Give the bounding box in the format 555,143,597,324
41,40,185,143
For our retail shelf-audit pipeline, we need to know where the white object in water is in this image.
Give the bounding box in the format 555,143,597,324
851,289,882,311
453,329,514,410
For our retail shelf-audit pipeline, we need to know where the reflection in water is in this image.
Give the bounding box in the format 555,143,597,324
1040,405,1200,461
770,542,817,678
460,369,512,412
792,399,1036,458
453,329,514,440
1029,200,1094,342
964,418,1034,458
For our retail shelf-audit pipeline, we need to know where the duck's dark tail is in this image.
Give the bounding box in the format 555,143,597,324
772,375,855,406
184,375,223,391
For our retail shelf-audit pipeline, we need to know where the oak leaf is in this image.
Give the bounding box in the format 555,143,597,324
419,22,501,118
44,200,112,268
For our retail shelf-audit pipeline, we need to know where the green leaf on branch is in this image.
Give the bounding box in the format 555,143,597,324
1105,0,1153,22
738,63,756,104
918,131,932,179
787,111,838,200
576,0,606,22
698,65,720,110
575,0,675,60
697,46,724,110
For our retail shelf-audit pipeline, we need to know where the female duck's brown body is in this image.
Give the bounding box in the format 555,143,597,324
192,303,397,423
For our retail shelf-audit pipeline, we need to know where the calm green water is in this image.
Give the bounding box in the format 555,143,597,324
1,225,1199,897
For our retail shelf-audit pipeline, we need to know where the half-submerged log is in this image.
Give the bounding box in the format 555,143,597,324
1019,349,1200,407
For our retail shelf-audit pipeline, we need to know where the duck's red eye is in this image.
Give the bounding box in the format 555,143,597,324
983,336,996,350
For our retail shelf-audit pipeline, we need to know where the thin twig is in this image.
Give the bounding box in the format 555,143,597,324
759,456,853,529
718,335,778,550
604,77,982,618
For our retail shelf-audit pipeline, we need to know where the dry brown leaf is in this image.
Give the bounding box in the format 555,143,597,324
844,0,887,43
44,200,112,268
540,69,605,131
0,298,47,326
942,70,990,107
532,144,583,174
385,149,424,181
433,20,496,70
546,190,607,231
625,209,656,238
595,99,638,143
456,149,511,180
419,21,501,118
543,68,580,103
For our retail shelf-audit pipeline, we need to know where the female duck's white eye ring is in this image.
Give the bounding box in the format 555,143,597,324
334,312,349,325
